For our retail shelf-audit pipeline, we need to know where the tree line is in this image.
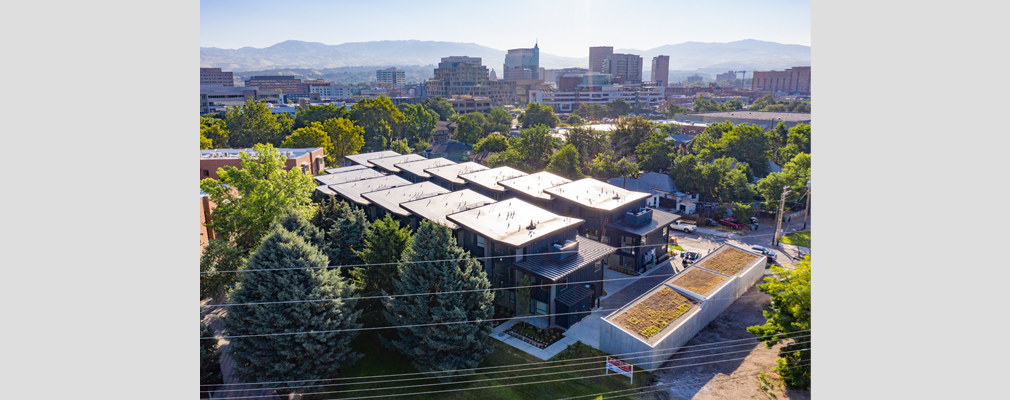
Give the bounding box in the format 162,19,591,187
200,144,496,396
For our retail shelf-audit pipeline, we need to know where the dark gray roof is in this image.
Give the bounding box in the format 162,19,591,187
555,285,594,307
607,172,677,195
665,134,695,145
513,237,616,282
426,140,472,155
607,209,681,236
314,168,386,186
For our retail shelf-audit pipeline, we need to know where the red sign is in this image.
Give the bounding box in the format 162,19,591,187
606,357,633,383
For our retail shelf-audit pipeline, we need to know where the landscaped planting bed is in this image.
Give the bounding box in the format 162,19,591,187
670,268,727,296
505,321,565,349
696,246,760,276
612,287,694,339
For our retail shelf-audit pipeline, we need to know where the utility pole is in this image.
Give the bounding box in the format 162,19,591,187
773,185,790,246
802,180,811,230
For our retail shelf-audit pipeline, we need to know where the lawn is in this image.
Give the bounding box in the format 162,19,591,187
781,231,811,248
669,244,684,251
310,331,651,399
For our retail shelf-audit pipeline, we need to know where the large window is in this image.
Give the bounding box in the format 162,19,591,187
622,235,637,254
531,299,548,315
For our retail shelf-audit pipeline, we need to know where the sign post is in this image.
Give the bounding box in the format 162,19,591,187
605,356,634,384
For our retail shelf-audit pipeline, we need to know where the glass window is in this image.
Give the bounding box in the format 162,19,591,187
477,235,485,248
594,260,602,274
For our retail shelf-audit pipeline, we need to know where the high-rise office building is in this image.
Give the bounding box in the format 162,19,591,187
588,46,613,73
603,53,643,83
751,66,810,95
376,67,406,87
651,55,669,86
426,56,517,106
503,42,540,81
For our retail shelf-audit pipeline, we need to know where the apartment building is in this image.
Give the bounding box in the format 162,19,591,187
200,68,234,86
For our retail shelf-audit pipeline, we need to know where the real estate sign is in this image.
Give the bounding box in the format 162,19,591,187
605,356,633,383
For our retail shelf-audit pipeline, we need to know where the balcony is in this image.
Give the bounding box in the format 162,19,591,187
624,208,653,226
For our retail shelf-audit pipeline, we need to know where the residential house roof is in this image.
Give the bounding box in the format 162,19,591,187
664,134,695,145
314,168,386,186
514,237,617,282
607,208,681,236
498,171,572,201
369,154,428,174
606,172,677,195
400,189,497,230
345,150,402,167
360,182,451,217
425,162,490,185
395,157,457,179
324,164,370,174
554,283,596,307
328,175,412,206
458,166,528,193
446,198,583,248
543,178,652,211
425,140,473,157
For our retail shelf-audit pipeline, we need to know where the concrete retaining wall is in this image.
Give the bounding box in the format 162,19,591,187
598,244,767,371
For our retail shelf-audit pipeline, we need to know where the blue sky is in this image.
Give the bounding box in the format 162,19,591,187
201,0,810,57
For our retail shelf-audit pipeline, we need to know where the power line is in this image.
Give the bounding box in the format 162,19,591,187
202,329,810,388
206,338,809,394
209,344,811,400
200,289,809,340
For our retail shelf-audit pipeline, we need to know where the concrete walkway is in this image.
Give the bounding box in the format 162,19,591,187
491,318,578,360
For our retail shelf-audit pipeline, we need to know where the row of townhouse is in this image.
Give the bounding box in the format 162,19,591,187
310,151,681,330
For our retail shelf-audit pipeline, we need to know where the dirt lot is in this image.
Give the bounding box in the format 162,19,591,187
642,284,811,400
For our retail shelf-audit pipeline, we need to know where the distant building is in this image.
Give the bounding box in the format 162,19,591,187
604,53,643,83
244,76,307,94
310,83,353,98
751,66,810,95
685,74,704,83
715,71,737,83
446,96,493,114
678,111,811,129
200,68,234,86
503,42,540,81
423,140,473,162
376,67,406,87
650,56,670,86
528,83,665,113
200,85,280,115
589,46,614,73
427,56,518,106
200,148,326,180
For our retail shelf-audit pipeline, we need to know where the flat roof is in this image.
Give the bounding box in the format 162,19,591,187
345,150,402,167
425,162,489,184
446,198,583,247
514,236,616,281
314,168,386,186
315,185,337,197
200,148,321,160
498,171,572,201
606,285,700,344
666,267,729,297
395,157,457,179
685,111,811,122
400,189,497,230
360,182,451,217
694,245,764,277
458,166,528,193
543,178,652,211
328,175,413,206
369,154,427,173
324,165,370,174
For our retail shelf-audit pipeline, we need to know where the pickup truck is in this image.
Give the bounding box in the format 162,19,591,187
669,221,696,233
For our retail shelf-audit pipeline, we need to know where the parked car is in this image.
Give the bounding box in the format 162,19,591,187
718,218,745,229
750,245,778,263
681,251,700,267
669,221,696,233
705,218,719,226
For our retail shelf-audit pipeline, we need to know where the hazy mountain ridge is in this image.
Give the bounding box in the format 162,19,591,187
202,39,809,78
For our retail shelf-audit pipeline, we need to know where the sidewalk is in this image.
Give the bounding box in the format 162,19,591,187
694,227,741,238
491,318,579,360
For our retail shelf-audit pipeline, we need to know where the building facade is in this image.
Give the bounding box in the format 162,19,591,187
589,46,614,74
200,148,326,180
243,76,306,94
751,66,811,95
376,67,406,87
200,86,281,115
650,56,670,86
200,68,234,86
503,43,540,81
604,53,643,83
528,84,665,113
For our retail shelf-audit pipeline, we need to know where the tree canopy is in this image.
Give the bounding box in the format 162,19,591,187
606,99,632,118
201,117,229,148
294,104,350,129
281,126,333,158
669,155,756,202
225,224,361,394
513,125,559,171
313,118,365,167
224,100,291,148
611,116,654,158
200,239,246,300
351,214,412,326
520,102,559,129
383,220,495,380
485,107,512,134
351,96,405,151
400,103,438,142
389,138,411,155
755,152,810,209
473,132,510,153
747,255,811,389
422,96,456,121
453,113,485,145
635,131,677,172
199,143,316,254
546,144,584,180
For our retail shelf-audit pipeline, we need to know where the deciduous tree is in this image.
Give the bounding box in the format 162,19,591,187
546,144,584,180
422,96,456,121
606,99,632,118
225,100,288,148
520,102,559,129
453,113,484,144
315,118,365,167
611,116,654,158
401,103,438,142
294,104,350,129
486,107,512,133
384,221,495,380
281,126,333,159
635,131,677,172
351,96,404,150
748,256,811,389
389,138,411,155
473,132,509,153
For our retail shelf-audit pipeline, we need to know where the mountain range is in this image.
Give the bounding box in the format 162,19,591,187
201,39,810,77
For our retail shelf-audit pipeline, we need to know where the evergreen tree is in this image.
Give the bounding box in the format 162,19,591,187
383,221,494,379
225,225,361,394
200,322,223,392
325,201,369,269
199,239,246,300
352,214,412,325
310,195,345,234
275,208,324,249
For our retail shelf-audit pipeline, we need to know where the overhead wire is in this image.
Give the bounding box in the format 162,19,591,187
202,329,810,388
